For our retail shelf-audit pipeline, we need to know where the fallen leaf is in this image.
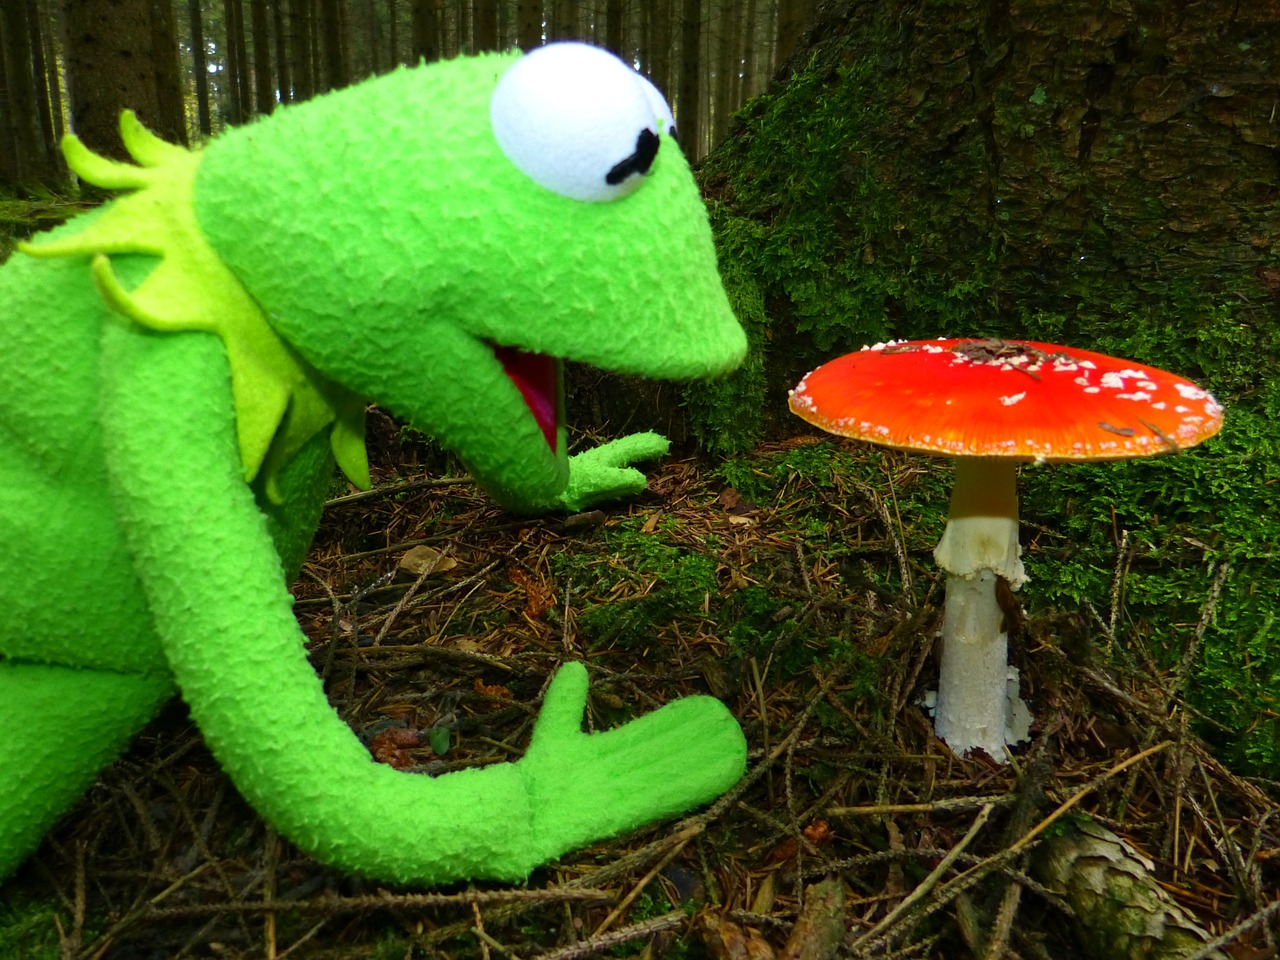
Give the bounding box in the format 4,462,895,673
369,727,424,770
508,564,555,619
803,820,832,847
398,545,457,576
698,913,776,960
474,678,512,700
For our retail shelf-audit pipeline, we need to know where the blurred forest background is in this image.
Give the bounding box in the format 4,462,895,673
0,0,814,191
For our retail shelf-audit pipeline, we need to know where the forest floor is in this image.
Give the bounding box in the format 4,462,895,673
4,413,1279,960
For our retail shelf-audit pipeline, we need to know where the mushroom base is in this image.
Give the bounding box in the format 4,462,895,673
933,571,1031,761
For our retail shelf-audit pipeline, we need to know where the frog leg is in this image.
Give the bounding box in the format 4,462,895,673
0,661,173,879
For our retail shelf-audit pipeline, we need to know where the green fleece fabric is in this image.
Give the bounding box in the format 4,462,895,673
0,44,747,886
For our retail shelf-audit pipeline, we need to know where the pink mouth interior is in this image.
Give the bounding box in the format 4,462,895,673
493,344,558,452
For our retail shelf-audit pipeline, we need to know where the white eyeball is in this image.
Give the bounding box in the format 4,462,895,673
490,42,674,203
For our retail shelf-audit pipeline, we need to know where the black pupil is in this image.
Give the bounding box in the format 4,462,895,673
605,128,660,186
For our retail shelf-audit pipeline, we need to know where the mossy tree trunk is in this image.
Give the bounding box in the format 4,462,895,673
692,0,1280,444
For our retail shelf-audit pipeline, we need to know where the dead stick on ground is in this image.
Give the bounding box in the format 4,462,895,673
531,910,688,960
849,803,995,950
592,832,693,937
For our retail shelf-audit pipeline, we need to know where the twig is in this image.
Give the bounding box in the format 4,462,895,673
1180,897,1280,960
592,833,693,937
140,887,616,921
324,475,472,507
530,910,687,960
848,804,995,950
827,796,1016,817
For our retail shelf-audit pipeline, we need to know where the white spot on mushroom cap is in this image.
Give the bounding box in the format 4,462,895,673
1117,391,1153,401
999,392,1027,406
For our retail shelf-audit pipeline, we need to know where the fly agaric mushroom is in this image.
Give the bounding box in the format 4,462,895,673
788,338,1224,761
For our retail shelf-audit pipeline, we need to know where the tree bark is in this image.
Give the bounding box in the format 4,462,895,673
63,0,168,157
516,0,540,50
676,0,700,159
739,0,758,102
151,0,187,142
250,0,273,115
288,0,313,100
23,0,57,171
189,0,212,134
549,0,573,41
273,0,291,101
604,0,622,58
698,0,1280,438
41,0,65,143
0,1,49,187
318,0,346,90
646,0,671,101
473,0,498,53
221,0,244,122
411,0,440,63
387,0,398,66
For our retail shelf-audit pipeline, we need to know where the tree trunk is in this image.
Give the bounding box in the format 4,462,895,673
363,0,382,74
603,0,622,57
387,0,399,65
288,0,313,100
273,0,291,102
473,0,498,52
0,10,23,191
249,0,273,115
711,0,738,147
150,0,186,143
318,0,346,90
549,0,572,41
189,0,212,134
696,0,1280,444
773,0,810,70
23,0,57,172
1,0,56,189
675,0,700,159
516,0,540,50
41,0,66,144
739,0,758,102
411,0,440,63
222,0,244,123
63,0,164,157
646,0,671,100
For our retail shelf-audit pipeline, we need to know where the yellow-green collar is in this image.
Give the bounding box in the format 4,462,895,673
19,112,369,502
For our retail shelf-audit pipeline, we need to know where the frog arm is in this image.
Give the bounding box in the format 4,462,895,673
99,323,746,884
557,432,671,512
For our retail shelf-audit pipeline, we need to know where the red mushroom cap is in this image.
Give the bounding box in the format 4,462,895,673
788,338,1223,461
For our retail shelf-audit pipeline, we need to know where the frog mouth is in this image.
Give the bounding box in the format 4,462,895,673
493,344,560,452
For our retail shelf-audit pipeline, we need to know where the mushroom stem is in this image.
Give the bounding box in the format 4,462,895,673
932,458,1031,761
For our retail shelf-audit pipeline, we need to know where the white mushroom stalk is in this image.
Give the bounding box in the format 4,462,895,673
932,457,1031,760
788,338,1224,764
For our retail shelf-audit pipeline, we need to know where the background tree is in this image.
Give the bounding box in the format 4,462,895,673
0,0,797,192
63,0,184,157
0,1,59,190
188,0,212,134
250,0,274,115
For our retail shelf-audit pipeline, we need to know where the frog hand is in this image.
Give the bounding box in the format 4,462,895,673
556,431,671,512
517,662,746,862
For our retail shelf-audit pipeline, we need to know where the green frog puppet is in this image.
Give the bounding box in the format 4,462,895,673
0,42,747,886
